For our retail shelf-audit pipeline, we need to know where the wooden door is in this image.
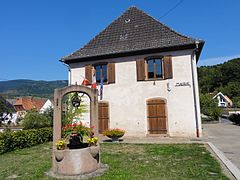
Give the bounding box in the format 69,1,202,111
147,98,167,134
98,102,109,134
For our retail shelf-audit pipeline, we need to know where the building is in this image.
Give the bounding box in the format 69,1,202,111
39,99,53,113
14,97,46,118
61,7,204,137
213,92,233,108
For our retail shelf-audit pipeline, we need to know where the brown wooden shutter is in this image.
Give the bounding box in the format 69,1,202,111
85,65,92,84
136,59,145,81
107,63,115,84
147,99,167,134
98,102,109,134
163,56,173,79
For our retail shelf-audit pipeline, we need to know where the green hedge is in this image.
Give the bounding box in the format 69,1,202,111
0,127,52,154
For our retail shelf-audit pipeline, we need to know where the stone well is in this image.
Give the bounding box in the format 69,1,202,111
51,85,100,176
53,146,100,175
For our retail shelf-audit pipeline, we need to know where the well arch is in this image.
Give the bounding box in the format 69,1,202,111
53,85,99,144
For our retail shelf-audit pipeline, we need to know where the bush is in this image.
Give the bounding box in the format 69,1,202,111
228,114,240,125
22,109,51,129
0,127,52,154
200,93,222,121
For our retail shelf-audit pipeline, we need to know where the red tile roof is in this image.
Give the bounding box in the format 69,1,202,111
14,97,46,111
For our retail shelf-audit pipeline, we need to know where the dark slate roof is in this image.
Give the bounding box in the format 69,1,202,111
62,6,204,63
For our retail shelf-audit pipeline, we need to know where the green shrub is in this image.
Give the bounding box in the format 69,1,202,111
0,127,52,154
22,109,51,129
228,114,240,125
200,93,222,121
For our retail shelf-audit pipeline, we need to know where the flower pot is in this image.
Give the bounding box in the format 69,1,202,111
111,136,120,142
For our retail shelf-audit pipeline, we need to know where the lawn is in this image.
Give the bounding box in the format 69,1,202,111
0,142,229,179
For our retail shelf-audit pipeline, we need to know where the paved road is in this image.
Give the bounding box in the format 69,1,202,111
203,121,240,170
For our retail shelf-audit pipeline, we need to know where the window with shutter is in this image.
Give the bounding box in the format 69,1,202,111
163,56,173,79
85,65,92,84
136,56,173,81
136,59,145,81
107,63,115,84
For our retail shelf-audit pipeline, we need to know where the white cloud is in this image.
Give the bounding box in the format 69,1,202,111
198,54,240,66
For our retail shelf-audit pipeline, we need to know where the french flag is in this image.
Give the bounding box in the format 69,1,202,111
91,72,97,89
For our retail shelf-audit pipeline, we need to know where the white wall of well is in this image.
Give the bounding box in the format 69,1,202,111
69,49,202,137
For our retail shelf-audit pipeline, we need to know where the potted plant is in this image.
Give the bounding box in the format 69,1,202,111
103,128,125,142
62,122,92,149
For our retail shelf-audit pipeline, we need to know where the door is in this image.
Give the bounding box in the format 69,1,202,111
147,98,167,134
98,102,109,134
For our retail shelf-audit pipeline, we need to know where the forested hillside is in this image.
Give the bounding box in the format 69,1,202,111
198,58,240,104
0,79,68,98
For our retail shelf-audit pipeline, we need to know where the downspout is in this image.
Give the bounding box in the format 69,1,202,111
60,59,71,86
191,41,200,137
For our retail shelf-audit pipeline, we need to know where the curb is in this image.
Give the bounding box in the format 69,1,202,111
207,142,240,180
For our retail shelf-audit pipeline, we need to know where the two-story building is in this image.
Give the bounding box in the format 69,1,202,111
61,7,204,137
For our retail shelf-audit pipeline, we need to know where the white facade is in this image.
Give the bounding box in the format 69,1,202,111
213,92,233,108
40,99,53,113
69,49,202,138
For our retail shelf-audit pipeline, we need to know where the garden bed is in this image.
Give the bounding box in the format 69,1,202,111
0,142,229,179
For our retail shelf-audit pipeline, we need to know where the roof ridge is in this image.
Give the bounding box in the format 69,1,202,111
62,6,204,62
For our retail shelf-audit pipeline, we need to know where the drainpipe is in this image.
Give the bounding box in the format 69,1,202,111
191,41,200,137
60,59,71,86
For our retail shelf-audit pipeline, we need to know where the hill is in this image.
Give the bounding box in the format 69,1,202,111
198,58,240,101
0,79,68,98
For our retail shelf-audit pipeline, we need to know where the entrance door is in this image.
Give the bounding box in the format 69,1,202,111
147,98,167,134
98,102,109,134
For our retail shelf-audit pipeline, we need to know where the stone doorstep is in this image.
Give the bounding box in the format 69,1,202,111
206,142,240,180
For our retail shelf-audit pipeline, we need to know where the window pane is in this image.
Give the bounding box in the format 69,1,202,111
95,65,101,83
102,65,107,82
156,59,163,78
147,60,154,79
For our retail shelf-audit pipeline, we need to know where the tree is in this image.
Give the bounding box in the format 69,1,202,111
22,109,51,129
200,93,222,121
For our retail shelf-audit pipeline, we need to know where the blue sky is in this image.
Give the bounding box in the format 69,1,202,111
0,0,240,81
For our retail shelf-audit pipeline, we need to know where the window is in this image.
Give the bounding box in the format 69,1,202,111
136,56,172,81
85,63,115,84
94,64,107,83
146,58,163,79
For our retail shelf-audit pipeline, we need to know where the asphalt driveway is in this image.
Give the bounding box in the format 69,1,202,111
203,121,240,170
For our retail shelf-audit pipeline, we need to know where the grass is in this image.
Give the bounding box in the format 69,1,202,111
0,142,228,179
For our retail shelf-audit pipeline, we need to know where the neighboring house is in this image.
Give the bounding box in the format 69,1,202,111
40,99,54,113
14,97,46,118
0,96,17,124
213,92,233,108
60,7,204,137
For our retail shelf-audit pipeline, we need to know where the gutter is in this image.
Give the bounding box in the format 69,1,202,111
60,59,71,86
191,41,200,137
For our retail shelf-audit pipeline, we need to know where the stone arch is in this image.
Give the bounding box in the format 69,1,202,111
53,85,98,144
